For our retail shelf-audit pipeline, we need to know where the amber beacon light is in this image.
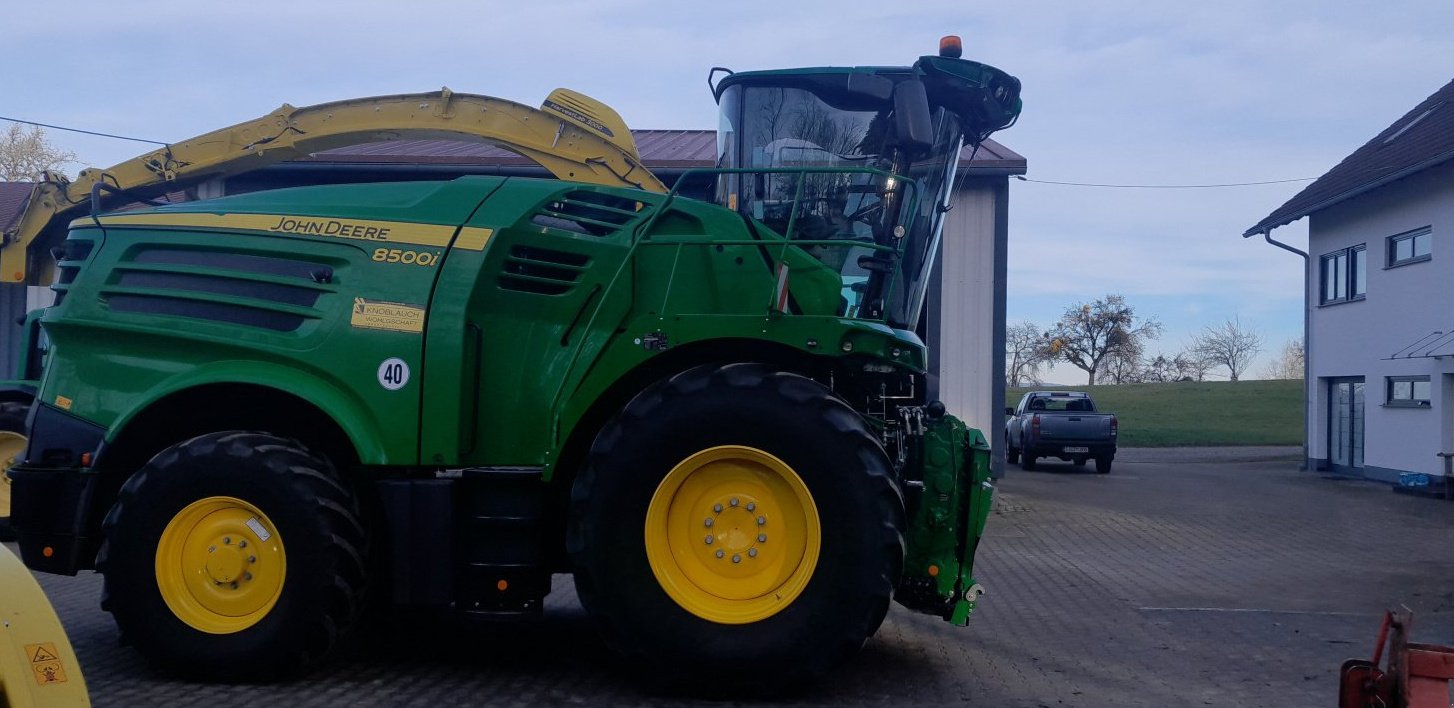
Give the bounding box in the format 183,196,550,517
939,35,963,58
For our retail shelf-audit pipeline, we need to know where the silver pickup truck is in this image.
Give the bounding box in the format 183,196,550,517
1004,391,1118,473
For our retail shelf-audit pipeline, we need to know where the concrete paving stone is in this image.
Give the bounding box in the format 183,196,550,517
7,448,1454,706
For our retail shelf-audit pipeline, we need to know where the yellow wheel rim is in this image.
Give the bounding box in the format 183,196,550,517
155,496,286,634
0,430,25,520
644,445,821,624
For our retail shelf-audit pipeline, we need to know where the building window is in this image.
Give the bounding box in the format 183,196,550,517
1320,244,1366,304
1387,226,1432,267
1386,375,1432,407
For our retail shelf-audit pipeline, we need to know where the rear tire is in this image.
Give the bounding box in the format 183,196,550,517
0,400,29,542
1020,440,1038,471
1095,455,1113,474
97,432,367,681
569,363,904,694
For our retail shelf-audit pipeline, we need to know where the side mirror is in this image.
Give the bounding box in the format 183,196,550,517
893,80,934,155
1005,407,1015,416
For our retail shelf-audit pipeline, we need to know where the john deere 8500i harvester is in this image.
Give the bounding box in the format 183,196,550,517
2,37,1020,692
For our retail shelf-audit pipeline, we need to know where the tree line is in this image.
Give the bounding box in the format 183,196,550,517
1007,294,1303,386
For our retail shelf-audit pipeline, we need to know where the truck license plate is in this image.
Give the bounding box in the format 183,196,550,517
1064,446,1089,453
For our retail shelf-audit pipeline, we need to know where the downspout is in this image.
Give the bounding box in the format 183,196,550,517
1253,228,1311,470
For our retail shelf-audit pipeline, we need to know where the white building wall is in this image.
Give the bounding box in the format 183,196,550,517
937,185,999,438
1307,159,1454,479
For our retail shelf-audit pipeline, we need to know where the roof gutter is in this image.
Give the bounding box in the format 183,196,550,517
1246,227,1310,469
1242,147,1454,237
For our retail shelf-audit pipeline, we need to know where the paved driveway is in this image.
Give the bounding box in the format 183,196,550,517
12,449,1454,707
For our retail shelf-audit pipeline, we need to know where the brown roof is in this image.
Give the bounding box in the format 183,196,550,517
306,129,1026,173
0,182,35,232
1245,78,1454,236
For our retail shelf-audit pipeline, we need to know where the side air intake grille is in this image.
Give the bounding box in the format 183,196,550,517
529,191,641,237
497,246,589,296
99,248,329,332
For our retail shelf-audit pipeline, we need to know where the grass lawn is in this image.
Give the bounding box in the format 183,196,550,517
1005,379,1303,447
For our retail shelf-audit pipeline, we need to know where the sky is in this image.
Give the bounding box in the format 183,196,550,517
6,1,1453,383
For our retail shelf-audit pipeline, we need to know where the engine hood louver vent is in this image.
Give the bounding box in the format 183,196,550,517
99,248,330,332
530,191,642,237
497,245,590,296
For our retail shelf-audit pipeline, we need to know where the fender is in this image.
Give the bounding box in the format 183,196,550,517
107,360,390,465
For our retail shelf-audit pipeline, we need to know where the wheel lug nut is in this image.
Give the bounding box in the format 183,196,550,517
238,540,247,549
704,518,713,528
746,502,756,511
715,549,725,559
758,534,767,543
243,572,253,582
704,535,714,545
248,556,257,563
208,546,216,553
756,516,766,525
713,503,723,513
748,548,757,558
223,537,232,545
729,498,739,507
230,581,239,589
731,554,741,563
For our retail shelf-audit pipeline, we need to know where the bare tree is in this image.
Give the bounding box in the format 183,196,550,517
1191,316,1263,382
1005,321,1050,387
1137,353,1180,383
1261,337,1304,380
1101,341,1146,384
0,124,76,181
1172,350,1214,382
1046,294,1161,385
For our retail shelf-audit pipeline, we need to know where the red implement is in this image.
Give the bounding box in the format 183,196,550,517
1341,610,1454,708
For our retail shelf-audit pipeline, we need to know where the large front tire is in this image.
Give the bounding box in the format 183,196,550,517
97,432,367,681
568,364,904,693
0,400,29,542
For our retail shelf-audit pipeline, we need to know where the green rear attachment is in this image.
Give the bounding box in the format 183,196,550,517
898,412,994,625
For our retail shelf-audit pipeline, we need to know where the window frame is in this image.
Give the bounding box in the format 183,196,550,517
1385,375,1432,408
1386,226,1432,268
1319,243,1366,305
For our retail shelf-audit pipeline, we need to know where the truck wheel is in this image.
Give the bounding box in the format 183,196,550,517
0,400,29,542
1094,455,1113,474
1005,435,1019,464
569,363,904,693
97,432,367,681
1019,442,1038,471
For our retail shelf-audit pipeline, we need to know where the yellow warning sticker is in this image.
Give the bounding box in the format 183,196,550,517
28,644,59,663
26,643,68,685
54,395,73,411
350,298,425,334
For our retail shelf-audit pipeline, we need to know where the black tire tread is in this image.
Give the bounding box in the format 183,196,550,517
97,431,367,681
568,363,904,693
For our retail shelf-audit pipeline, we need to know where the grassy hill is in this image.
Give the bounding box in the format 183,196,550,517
1005,379,1303,447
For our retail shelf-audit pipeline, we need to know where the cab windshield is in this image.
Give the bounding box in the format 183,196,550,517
715,82,963,329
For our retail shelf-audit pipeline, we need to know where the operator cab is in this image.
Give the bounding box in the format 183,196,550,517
709,37,1020,330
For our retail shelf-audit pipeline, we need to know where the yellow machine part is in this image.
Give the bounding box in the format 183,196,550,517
0,87,668,284
0,544,90,707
